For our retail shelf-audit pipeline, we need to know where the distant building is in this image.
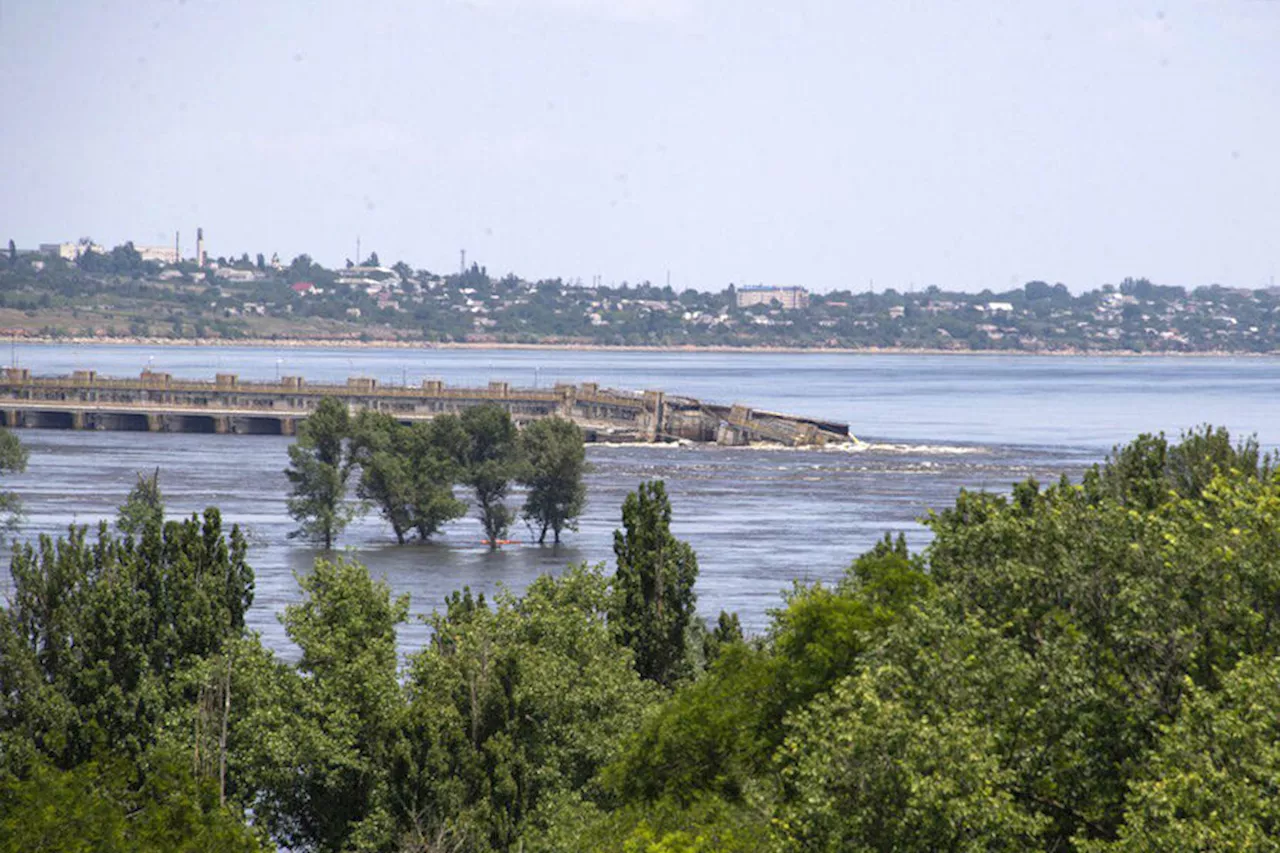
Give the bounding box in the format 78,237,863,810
42,237,181,265
736,285,810,310
291,281,317,295
135,245,180,264
40,241,104,260
214,268,261,282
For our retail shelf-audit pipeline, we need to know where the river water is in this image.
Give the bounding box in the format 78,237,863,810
3,344,1278,653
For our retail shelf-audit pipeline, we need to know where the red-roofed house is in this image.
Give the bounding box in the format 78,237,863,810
291,281,316,295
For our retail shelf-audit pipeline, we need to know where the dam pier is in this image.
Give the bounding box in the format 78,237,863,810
0,368,851,448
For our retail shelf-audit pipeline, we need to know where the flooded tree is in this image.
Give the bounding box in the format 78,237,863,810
460,404,521,549
117,467,164,536
519,416,588,544
284,396,356,549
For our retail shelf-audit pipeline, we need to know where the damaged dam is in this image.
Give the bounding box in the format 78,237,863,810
0,368,852,448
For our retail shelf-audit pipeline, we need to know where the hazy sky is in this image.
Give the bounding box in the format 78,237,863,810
2,0,1278,293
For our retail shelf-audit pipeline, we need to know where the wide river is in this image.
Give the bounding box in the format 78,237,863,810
3,344,1278,654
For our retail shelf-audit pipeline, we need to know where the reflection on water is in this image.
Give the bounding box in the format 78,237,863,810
0,429,1095,657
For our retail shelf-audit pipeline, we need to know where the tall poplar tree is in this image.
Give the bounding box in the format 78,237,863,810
610,480,699,687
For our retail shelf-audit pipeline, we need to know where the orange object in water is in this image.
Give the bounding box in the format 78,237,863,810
481,539,522,546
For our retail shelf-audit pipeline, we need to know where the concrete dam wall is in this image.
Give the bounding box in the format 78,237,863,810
0,367,852,447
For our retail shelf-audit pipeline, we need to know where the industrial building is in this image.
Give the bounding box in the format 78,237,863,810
736,285,810,310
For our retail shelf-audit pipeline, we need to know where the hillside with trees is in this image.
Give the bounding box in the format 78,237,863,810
4,242,1280,352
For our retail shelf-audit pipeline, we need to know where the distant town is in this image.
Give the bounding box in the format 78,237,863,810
3,233,1279,353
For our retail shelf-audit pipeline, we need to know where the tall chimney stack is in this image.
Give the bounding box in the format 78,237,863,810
196,227,205,267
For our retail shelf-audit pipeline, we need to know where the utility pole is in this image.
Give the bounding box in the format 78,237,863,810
460,249,466,275
356,236,361,267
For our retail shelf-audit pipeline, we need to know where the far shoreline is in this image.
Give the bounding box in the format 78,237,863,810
6,336,1279,359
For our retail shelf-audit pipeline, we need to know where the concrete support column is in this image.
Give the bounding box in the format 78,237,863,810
716,424,747,446
642,390,665,441
71,411,85,430
146,414,163,432
214,416,230,435
281,418,296,436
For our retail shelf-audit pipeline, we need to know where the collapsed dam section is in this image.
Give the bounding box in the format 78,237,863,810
0,368,852,448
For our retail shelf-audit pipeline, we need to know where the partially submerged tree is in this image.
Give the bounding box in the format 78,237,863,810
117,467,164,537
284,397,356,549
349,411,418,544
0,426,27,539
519,416,588,544
349,412,468,544
460,404,521,549
408,415,469,541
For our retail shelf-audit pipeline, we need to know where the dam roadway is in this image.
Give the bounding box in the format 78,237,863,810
0,367,852,447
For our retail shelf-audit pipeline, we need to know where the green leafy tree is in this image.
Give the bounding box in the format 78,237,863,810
1086,424,1266,510
117,467,164,536
519,416,588,543
773,669,1047,852
605,533,930,809
409,415,470,540
610,481,699,688
285,397,356,549
241,557,408,852
0,755,266,852
460,404,522,548
0,510,252,770
393,564,659,850
1090,654,1280,852
0,425,27,538
914,428,1280,847
349,411,468,543
349,411,418,543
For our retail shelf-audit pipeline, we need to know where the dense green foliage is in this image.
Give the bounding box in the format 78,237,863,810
0,755,265,852
0,425,27,537
610,481,700,688
285,397,357,548
239,556,409,850
349,411,468,543
518,416,589,543
286,400,587,549
0,510,261,849
116,467,164,536
460,404,524,548
394,566,659,850
5,426,1280,850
